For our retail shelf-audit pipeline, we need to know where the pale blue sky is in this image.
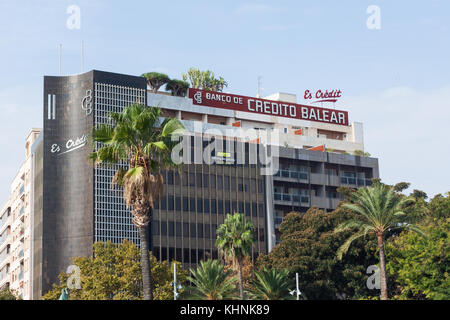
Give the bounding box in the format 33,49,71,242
0,0,449,203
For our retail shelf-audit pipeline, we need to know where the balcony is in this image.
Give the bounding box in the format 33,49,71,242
274,193,310,205
341,177,372,187
274,169,308,181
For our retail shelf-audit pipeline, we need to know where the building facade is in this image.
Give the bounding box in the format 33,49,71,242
1,69,379,299
0,128,42,299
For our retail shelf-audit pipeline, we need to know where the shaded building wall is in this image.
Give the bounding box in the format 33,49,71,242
42,71,95,295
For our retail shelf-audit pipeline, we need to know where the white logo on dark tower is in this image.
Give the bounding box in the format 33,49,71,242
81,89,93,116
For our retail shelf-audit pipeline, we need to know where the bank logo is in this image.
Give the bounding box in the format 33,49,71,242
81,89,93,116
193,91,202,104
51,134,87,156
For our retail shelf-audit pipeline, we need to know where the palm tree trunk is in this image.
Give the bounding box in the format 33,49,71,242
238,262,244,300
139,226,153,300
377,233,388,300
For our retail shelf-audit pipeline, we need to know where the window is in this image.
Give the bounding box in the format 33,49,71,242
196,173,202,188
175,197,181,211
160,197,167,210
204,199,210,213
224,175,230,189
189,173,195,187
231,177,236,191
245,203,250,216
218,200,224,214
211,199,217,214
197,198,203,213
205,224,210,239
167,171,174,185
232,201,237,213
183,248,190,263
161,221,167,236
251,179,256,193
210,174,216,188
258,203,264,217
203,174,209,188
197,223,203,238
190,224,196,237
183,222,189,237
152,221,159,235
168,221,174,237
168,196,174,211
217,176,223,189
176,222,181,236
182,172,188,186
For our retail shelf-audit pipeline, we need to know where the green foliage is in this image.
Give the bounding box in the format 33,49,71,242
216,213,255,266
256,208,378,299
42,240,187,300
246,268,294,300
353,150,371,157
386,218,450,300
184,260,238,300
165,79,190,97
0,288,20,300
142,72,170,93
335,183,421,260
393,182,411,192
428,192,450,219
182,68,228,92
336,186,356,201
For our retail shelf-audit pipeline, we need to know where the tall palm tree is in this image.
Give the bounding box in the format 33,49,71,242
90,104,184,300
216,213,254,300
247,268,294,300
334,182,423,300
185,260,238,300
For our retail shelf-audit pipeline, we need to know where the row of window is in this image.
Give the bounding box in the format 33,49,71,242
154,196,265,217
152,220,265,242
152,247,261,264
166,171,264,193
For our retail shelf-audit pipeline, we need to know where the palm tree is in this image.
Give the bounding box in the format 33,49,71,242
216,213,254,300
90,104,184,300
334,182,423,300
185,260,238,300
247,268,294,300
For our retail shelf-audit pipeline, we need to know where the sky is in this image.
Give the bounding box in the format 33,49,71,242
0,0,449,204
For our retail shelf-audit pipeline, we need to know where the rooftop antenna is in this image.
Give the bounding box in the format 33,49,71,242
257,75,263,98
81,40,84,73
58,43,62,75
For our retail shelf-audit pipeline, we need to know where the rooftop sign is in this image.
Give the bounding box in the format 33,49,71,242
188,88,349,126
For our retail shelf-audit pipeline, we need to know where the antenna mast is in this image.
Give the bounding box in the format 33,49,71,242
58,44,62,75
257,75,263,98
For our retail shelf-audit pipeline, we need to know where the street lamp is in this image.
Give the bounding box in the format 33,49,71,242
289,273,303,300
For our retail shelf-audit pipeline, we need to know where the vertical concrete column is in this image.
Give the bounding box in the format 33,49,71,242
202,114,208,123
226,117,235,126
352,122,364,145
176,111,182,120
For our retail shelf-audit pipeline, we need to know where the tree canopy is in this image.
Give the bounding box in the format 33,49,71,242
42,240,187,300
182,68,228,92
257,207,378,299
